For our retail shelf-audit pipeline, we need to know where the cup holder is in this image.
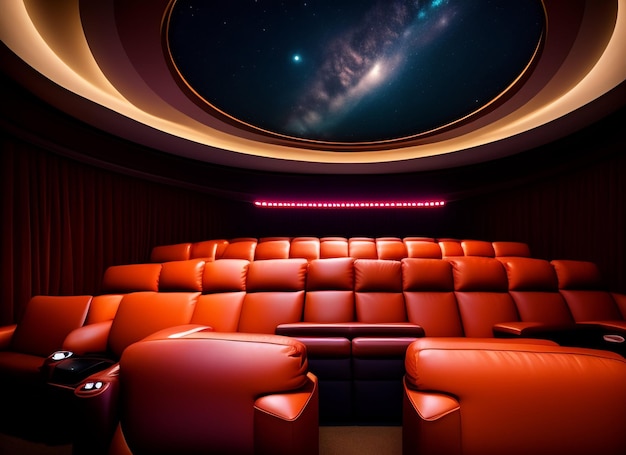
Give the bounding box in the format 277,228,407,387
603,334,625,343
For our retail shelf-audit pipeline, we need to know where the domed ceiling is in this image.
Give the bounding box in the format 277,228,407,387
0,0,625,174
167,0,544,145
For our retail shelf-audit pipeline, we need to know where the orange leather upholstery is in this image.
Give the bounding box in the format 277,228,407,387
461,239,495,257
552,259,622,321
30,237,626,431
158,259,205,292
149,242,191,262
492,240,531,257
348,237,378,259
192,259,249,332
502,257,573,325
221,238,258,261
376,237,408,260
354,259,406,323
151,237,532,261
404,240,442,258
304,257,355,323
320,237,349,258
0,295,93,440
106,292,199,360
450,257,519,337
551,259,626,354
0,295,92,385
289,237,321,261
255,237,291,260
190,239,228,261
85,295,124,325
100,263,161,293
75,331,318,455
403,338,626,455
238,259,307,333
438,240,464,257
402,258,463,337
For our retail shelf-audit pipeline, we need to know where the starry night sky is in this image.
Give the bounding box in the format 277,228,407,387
167,0,544,144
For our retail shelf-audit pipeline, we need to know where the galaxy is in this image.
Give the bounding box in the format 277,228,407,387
167,0,544,144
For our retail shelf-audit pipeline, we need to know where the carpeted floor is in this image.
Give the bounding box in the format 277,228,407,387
0,426,402,455
320,426,402,455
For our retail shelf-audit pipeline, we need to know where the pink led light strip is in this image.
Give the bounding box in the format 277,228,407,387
254,200,445,208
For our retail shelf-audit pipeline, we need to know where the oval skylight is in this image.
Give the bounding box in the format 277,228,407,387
166,0,545,146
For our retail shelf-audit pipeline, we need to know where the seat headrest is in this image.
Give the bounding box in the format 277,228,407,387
551,259,604,289
502,257,558,291
101,263,161,293
448,257,508,291
402,258,453,291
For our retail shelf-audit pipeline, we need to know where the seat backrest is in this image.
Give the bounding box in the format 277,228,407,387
116,332,311,455
404,240,442,258
376,237,408,260
404,338,626,455
191,259,250,332
402,258,463,336
501,257,574,325
551,259,622,321
149,243,192,262
190,239,228,261
85,295,123,324
492,241,531,258
348,237,378,259
320,237,349,258
439,241,464,257
238,259,308,333
304,257,355,322
449,257,519,337
221,238,258,261
403,236,435,242
100,263,162,294
354,259,406,322
289,237,320,261
107,291,199,359
158,259,205,292
10,295,92,357
254,237,291,260
461,240,495,257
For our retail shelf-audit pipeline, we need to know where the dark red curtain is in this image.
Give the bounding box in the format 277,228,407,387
1,140,240,324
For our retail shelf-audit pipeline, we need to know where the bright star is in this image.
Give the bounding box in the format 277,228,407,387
292,54,302,63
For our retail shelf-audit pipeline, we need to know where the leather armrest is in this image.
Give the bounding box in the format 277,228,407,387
352,336,419,357
0,324,17,350
276,322,424,339
493,321,578,337
140,324,213,342
495,321,626,355
254,372,319,455
73,364,121,455
62,320,113,355
403,384,461,455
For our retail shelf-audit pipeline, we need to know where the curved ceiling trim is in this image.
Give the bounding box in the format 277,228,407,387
0,0,624,174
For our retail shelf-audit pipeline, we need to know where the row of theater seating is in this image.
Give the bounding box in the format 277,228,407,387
77,331,626,455
149,237,533,262
4,251,626,422
1,238,626,452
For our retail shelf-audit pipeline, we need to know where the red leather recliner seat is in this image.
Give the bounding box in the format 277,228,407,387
75,331,319,455
403,338,626,455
